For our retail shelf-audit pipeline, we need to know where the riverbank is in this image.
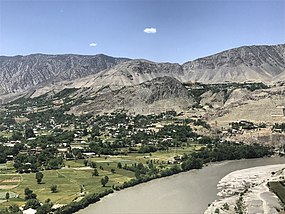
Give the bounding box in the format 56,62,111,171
56,142,272,213
204,164,285,214
76,157,285,214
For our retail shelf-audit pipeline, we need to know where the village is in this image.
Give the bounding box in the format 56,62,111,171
0,89,282,213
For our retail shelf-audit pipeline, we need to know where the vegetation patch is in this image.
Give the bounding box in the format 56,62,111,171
268,181,285,205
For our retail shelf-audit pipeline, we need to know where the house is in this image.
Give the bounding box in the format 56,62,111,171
83,152,96,158
58,148,69,153
7,155,13,160
70,145,84,150
3,142,15,147
23,208,36,214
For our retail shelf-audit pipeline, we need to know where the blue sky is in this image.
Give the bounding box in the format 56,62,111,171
0,0,284,63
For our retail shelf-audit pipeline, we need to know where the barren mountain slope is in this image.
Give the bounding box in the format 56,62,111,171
183,44,285,83
69,76,194,115
0,54,129,94
1,44,284,98
82,60,185,90
205,85,285,125
1,44,284,108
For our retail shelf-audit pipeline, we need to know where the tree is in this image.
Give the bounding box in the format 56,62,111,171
89,161,97,168
24,199,41,210
5,192,9,202
36,204,52,214
181,158,203,171
47,158,63,169
92,168,99,176
36,198,53,214
91,125,100,138
7,205,22,214
24,187,37,200
82,128,88,136
9,205,22,213
50,184,57,193
72,149,83,159
25,127,35,139
117,162,122,168
101,176,109,187
11,131,23,141
24,187,33,196
35,172,44,184
0,145,7,163
111,169,116,174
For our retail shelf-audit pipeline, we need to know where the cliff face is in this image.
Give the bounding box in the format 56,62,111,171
0,54,129,94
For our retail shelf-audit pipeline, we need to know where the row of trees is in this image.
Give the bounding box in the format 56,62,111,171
190,141,272,163
55,189,114,214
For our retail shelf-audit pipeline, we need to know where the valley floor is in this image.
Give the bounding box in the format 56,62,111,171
0,146,198,210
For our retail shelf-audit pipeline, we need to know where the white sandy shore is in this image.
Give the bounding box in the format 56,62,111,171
204,164,285,214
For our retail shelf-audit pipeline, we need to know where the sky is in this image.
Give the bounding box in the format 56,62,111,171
0,0,284,63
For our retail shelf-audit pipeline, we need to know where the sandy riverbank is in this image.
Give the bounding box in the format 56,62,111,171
204,164,285,214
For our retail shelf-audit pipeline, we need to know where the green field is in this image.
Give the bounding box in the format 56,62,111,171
0,145,199,209
0,165,134,207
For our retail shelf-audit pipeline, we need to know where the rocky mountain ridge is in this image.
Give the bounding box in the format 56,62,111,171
182,44,285,83
1,44,284,97
0,54,130,94
0,44,284,112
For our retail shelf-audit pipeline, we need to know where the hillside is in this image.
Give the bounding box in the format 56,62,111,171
0,44,284,98
69,76,194,115
0,44,284,115
71,44,285,89
183,44,285,83
0,54,129,94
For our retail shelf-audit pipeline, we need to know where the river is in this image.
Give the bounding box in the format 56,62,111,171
77,156,285,214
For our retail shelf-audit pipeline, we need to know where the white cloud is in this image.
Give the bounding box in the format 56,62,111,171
89,43,97,47
144,27,157,34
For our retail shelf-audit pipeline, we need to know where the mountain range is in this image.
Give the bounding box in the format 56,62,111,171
0,54,129,94
0,44,284,116
0,44,284,96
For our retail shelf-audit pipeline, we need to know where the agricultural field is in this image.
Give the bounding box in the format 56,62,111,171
0,164,133,208
0,146,200,209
